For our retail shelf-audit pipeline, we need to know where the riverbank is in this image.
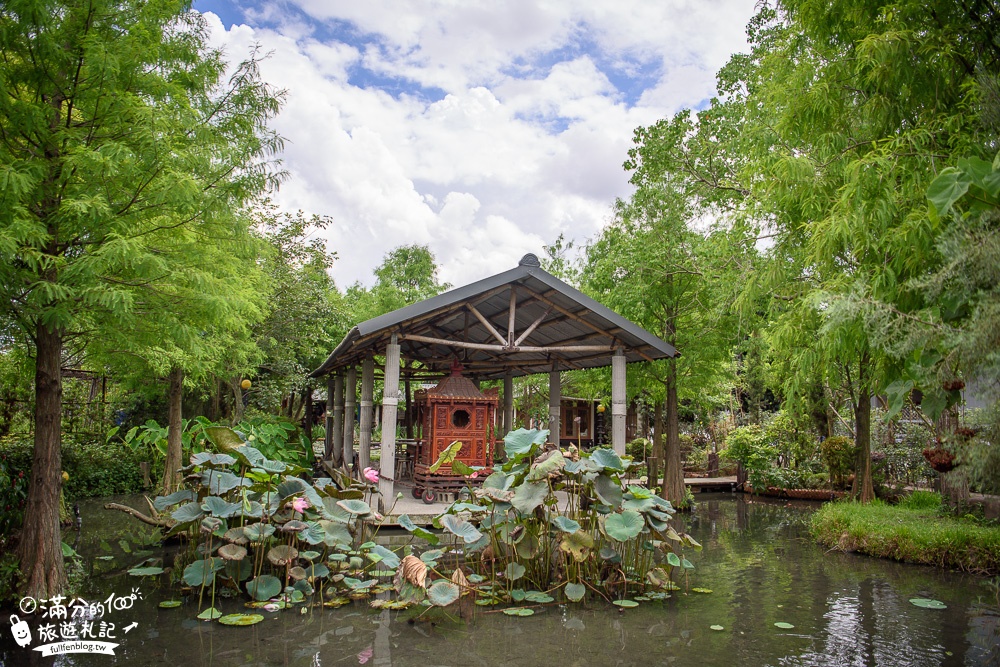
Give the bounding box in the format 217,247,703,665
811,493,1000,576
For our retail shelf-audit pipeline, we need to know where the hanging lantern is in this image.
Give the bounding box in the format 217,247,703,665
240,379,252,390
596,404,606,413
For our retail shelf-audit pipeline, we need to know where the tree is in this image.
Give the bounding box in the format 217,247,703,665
0,0,283,597
345,245,450,322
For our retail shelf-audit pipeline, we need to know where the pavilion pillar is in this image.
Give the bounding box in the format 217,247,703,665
503,371,514,436
378,334,401,510
343,366,357,472
324,376,335,460
612,348,627,455
359,356,375,474
548,368,561,445
332,373,344,466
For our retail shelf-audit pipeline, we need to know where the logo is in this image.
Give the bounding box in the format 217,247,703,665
10,590,142,657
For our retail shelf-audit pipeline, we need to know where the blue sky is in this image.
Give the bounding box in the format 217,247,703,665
193,0,758,288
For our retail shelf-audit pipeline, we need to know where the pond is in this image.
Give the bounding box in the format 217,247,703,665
2,493,997,666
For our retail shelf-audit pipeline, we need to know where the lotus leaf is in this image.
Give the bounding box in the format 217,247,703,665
550,515,580,533
590,448,625,472
560,530,595,562
324,597,351,608
527,449,566,481
219,613,264,626
420,549,446,564
622,496,655,512
267,544,298,566
564,582,586,602
426,580,461,606
288,566,307,581
524,591,553,603
505,562,526,580
201,470,248,495
682,558,694,569
300,550,321,561
645,567,672,589
204,426,245,452
154,489,196,511
218,544,247,561
200,517,224,534
343,577,376,590
232,444,266,467
515,532,540,559
368,544,401,569
683,534,703,551
666,552,682,567
197,607,222,620
128,566,164,577
511,480,548,514
224,558,253,583
604,510,644,542
440,514,483,544
252,458,287,475
692,588,712,593
503,607,534,616
503,428,548,461
397,514,441,545
307,563,331,579
158,600,182,608
337,499,372,515
428,440,463,473
594,474,623,508
909,598,947,609
246,574,282,601
451,460,475,476
183,558,223,588
190,451,237,467
171,502,205,524
243,523,275,542
774,622,795,629
475,486,515,503
710,625,724,631
482,470,514,491
612,599,639,608
397,580,427,604
450,501,487,513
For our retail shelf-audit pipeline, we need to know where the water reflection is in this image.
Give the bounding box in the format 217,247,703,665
1,494,997,666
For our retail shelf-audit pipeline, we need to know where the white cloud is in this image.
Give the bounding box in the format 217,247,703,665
199,0,757,289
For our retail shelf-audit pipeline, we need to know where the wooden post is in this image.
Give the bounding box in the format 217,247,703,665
324,376,335,460
404,370,413,439
344,367,357,472
359,356,375,474
379,334,401,510
332,374,344,466
304,386,313,444
548,368,561,445
612,348,627,455
503,371,514,436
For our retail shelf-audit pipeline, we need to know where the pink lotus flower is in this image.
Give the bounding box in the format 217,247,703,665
469,471,479,479
290,496,309,514
363,467,379,484
263,603,279,612
373,512,383,521
357,646,373,664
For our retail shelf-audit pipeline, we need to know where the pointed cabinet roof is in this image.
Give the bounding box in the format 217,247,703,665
310,254,678,380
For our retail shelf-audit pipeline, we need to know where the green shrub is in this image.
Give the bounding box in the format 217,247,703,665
722,424,778,490
820,436,855,489
626,438,651,461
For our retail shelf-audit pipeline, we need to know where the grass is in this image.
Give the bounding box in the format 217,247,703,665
811,492,1000,576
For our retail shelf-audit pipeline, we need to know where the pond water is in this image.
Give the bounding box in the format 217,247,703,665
2,493,998,666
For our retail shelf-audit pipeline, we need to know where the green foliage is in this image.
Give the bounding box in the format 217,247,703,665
819,436,856,489
811,500,1000,576
1,436,145,502
0,448,29,538
721,425,776,490
899,491,943,512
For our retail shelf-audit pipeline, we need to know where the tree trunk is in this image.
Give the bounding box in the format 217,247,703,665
851,358,875,502
660,363,685,506
230,377,246,425
18,322,67,599
161,367,184,494
651,401,663,483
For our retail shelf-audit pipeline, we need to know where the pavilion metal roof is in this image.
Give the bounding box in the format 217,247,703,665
309,254,678,380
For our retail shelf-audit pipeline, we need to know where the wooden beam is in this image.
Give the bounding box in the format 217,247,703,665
469,304,508,346
400,333,614,355
507,288,517,346
513,305,553,346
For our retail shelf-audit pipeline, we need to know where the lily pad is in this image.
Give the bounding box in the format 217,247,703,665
183,558,223,588
909,598,947,609
218,613,264,626
197,607,223,620
246,574,282,601
128,566,165,577
158,600,182,608
439,514,483,544
427,580,461,607
564,582,586,602
505,562,526,580
590,448,625,472
604,510,644,542
710,624,724,631
774,622,795,629
503,607,535,616
336,499,372,516
511,480,549,515
560,530,595,562
594,474,623,508
612,599,639,608
692,587,713,594
550,515,581,533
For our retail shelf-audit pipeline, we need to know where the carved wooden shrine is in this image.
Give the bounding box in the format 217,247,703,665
411,364,497,502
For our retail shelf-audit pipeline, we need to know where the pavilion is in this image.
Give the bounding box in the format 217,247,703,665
308,253,678,509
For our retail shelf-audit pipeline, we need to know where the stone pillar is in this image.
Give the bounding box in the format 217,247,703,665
359,356,375,474
503,371,514,436
378,334,401,510
343,366,357,472
548,368,561,445
332,374,344,466
612,348,627,455
324,376,335,460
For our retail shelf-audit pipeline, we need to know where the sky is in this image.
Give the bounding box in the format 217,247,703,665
192,0,759,289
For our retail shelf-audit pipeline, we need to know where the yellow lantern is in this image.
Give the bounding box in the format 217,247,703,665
240,379,252,390
596,404,606,413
